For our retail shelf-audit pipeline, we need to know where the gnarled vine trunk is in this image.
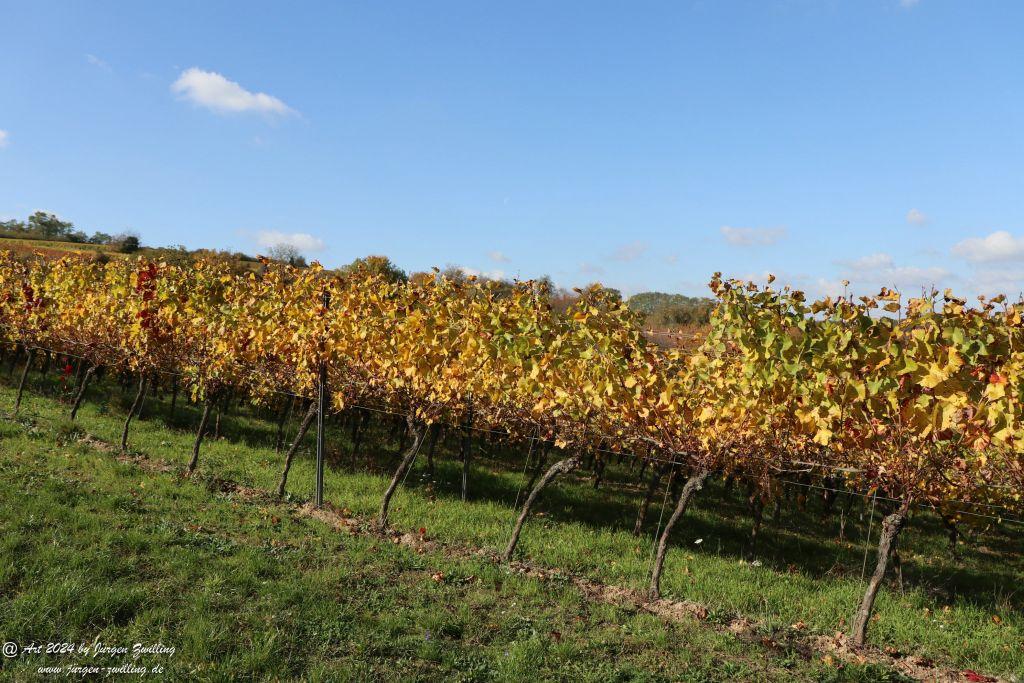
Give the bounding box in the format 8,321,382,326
377,416,426,528
425,423,441,479
13,347,34,415
941,515,960,560
274,397,294,453
169,377,179,419
502,456,580,562
649,468,709,600
277,402,317,497
525,442,552,492
634,463,668,536
120,374,148,452
850,505,909,647
747,494,764,558
69,365,97,421
460,403,473,501
186,398,215,476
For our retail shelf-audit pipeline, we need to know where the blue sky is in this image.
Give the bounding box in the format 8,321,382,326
1,0,1022,299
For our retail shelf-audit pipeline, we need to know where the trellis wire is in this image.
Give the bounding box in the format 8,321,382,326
3,335,1023,526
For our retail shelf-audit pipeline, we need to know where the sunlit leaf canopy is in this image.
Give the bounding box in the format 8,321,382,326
1,252,1020,513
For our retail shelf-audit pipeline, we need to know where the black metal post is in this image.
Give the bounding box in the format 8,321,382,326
315,289,330,508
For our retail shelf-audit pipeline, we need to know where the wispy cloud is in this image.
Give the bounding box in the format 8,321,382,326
906,208,927,226
579,262,605,275
843,253,894,270
720,225,786,247
609,240,648,262
256,230,323,253
460,266,506,280
488,250,510,263
966,268,1024,298
814,278,850,299
837,251,949,290
86,54,110,70
899,0,921,8
0,130,8,148
952,231,1024,263
171,68,296,116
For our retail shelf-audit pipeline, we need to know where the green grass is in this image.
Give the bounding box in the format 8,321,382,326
0,367,1021,680
0,236,115,253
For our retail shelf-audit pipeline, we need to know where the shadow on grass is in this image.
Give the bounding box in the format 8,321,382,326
5,368,1022,615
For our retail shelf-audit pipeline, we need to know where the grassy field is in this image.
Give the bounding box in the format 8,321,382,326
0,238,262,271
0,237,120,261
0,369,1021,681
0,236,112,252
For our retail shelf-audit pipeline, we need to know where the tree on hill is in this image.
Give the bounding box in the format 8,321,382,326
627,291,715,327
0,219,27,234
116,233,141,254
267,243,307,267
337,255,407,283
88,232,114,245
27,211,75,239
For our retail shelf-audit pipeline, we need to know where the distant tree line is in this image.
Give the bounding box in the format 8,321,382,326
1,211,713,328
0,211,141,253
325,256,713,330
626,291,714,327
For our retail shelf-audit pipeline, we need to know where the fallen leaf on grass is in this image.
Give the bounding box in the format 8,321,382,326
963,671,994,682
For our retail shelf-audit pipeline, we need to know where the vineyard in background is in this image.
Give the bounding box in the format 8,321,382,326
1,250,1022,657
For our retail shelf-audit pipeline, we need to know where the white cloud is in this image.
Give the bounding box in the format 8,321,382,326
256,230,324,253
951,231,1024,263
609,240,648,262
488,250,510,263
171,68,295,116
906,208,927,226
86,54,110,70
965,268,1024,298
720,225,786,247
899,0,921,8
843,253,894,270
882,265,950,286
837,251,949,290
814,278,849,299
460,266,506,280
0,130,7,148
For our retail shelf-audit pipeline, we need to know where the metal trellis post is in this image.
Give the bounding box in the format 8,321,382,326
316,289,330,508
